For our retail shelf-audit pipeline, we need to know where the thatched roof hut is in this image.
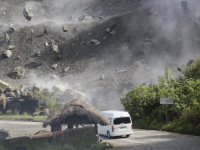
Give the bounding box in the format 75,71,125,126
43,99,110,128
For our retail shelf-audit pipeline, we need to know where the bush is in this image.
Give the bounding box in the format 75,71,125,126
195,124,200,136
30,91,59,112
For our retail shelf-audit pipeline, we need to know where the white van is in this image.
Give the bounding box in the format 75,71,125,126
98,110,133,138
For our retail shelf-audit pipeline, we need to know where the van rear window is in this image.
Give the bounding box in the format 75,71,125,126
113,117,131,125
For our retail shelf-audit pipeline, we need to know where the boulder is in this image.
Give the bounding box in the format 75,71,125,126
21,92,28,97
33,84,42,93
3,50,12,58
91,39,100,45
0,129,10,139
51,45,59,53
8,45,15,50
49,75,59,80
51,91,63,100
100,74,104,80
105,28,110,33
0,80,10,89
42,88,52,96
23,6,33,21
8,67,26,79
13,89,21,96
6,92,16,97
110,31,115,35
79,14,86,21
100,16,105,19
51,64,58,69
20,85,32,93
63,67,70,73
44,42,49,47
10,26,16,32
5,33,9,42
52,84,66,92
62,25,68,32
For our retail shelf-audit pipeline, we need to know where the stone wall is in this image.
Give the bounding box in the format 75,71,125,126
1,127,96,150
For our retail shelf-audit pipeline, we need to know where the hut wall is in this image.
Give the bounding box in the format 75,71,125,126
1,127,96,150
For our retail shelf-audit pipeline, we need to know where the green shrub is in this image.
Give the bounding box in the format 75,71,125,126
195,124,200,136
121,61,200,135
30,91,59,112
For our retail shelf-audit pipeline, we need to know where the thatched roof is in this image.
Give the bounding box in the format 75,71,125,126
43,99,110,127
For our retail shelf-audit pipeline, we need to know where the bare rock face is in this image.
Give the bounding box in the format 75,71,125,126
8,67,26,79
52,84,66,92
23,6,33,21
0,129,10,139
3,50,12,58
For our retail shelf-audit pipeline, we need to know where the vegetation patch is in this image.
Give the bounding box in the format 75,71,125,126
121,59,200,136
30,91,60,112
0,114,46,122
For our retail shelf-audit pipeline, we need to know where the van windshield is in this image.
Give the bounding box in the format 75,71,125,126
113,117,131,125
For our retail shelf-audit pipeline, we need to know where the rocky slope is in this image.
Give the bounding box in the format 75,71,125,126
0,0,200,110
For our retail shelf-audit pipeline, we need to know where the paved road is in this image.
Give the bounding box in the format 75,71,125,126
102,129,200,150
1,121,200,150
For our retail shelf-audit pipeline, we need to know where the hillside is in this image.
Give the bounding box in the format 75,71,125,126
1,0,200,110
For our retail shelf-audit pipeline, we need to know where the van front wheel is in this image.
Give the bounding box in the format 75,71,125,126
126,135,130,138
107,131,111,139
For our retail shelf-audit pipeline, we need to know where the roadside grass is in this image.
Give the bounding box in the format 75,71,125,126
0,114,47,122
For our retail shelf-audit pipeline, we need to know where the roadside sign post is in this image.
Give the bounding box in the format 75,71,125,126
160,98,174,124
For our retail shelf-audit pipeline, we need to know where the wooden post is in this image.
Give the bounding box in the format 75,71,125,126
68,124,73,129
95,123,99,143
